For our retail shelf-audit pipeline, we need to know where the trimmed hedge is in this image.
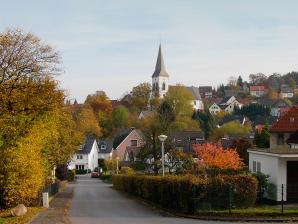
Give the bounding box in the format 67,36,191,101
113,174,258,213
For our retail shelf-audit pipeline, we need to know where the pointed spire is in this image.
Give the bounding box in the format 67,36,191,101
152,44,169,78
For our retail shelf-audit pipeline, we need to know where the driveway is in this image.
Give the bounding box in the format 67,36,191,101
68,175,278,224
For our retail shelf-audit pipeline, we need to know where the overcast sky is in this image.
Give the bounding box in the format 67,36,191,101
2,0,298,102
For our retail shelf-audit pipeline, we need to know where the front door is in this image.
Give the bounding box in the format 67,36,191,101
287,161,298,202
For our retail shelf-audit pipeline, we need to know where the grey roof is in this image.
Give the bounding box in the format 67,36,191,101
152,44,169,78
220,115,246,126
187,86,202,100
199,86,212,92
97,139,113,153
77,137,96,154
171,131,205,153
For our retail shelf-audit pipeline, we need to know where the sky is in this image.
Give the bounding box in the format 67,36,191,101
2,0,298,102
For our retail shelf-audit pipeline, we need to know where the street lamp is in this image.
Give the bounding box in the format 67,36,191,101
116,156,119,175
158,134,167,177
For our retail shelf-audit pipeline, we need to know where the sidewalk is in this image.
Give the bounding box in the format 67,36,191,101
29,185,74,224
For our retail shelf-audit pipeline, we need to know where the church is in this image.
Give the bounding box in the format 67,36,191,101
150,44,204,111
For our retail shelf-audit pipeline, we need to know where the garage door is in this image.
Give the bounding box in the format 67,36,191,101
287,161,298,202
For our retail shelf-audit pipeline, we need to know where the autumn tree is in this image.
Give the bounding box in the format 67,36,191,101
0,29,82,207
231,139,253,165
84,91,113,137
112,105,129,129
194,143,244,171
0,29,63,116
210,121,252,141
130,82,152,112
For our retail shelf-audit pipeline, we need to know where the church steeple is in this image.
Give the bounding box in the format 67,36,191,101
151,44,169,98
152,44,169,78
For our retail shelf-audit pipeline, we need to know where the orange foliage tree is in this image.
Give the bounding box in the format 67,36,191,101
193,143,244,171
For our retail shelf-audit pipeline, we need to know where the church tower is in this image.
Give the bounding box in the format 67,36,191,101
152,44,169,98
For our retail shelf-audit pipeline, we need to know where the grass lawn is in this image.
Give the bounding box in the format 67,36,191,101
0,207,44,224
196,205,298,218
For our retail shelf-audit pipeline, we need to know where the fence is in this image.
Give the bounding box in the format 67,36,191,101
191,183,298,215
37,182,60,206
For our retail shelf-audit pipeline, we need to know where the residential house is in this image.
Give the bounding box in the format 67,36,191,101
280,84,294,98
187,86,204,111
199,86,213,98
248,105,298,202
220,133,254,149
209,96,242,115
250,86,267,97
219,115,247,127
69,137,99,172
138,110,156,120
112,128,145,161
171,131,205,155
97,140,113,160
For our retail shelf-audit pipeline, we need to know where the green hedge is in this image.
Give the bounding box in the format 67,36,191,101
113,174,258,213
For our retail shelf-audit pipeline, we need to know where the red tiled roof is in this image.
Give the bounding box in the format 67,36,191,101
250,86,266,91
270,105,298,132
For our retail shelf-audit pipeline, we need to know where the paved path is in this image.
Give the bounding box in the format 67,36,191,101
30,185,73,224
68,175,280,224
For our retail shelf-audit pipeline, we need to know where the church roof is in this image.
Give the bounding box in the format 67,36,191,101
152,44,169,78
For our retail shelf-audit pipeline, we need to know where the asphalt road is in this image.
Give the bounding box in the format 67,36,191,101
68,175,279,224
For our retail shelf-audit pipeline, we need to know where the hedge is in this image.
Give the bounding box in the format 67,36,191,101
113,174,258,213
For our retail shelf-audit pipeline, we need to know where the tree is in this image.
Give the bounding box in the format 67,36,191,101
237,76,243,87
166,149,194,174
231,139,253,165
164,85,194,118
130,82,152,112
210,121,252,141
255,123,270,148
0,29,63,116
193,110,216,140
194,143,244,171
112,105,129,129
267,89,279,100
77,106,102,137
249,73,267,85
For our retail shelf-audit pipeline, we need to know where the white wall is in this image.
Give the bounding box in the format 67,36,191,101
249,151,298,201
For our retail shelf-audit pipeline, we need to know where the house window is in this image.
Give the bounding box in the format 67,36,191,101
253,161,257,173
162,82,166,90
277,134,284,145
101,144,106,150
257,162,261,173
77,155,83,160
131,140,138,147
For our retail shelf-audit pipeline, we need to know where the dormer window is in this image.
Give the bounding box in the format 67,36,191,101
101,144,106,150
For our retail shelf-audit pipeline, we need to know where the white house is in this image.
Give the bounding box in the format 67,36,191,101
187,86,204,111
97,140,113,160
209,96,242,115
248,105,298,202
69,137,99,172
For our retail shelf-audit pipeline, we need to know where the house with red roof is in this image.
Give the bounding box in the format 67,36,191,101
248,105,298,202
249,85,267,97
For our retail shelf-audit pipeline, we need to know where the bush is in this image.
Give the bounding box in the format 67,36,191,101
76,169,87,175
67,169,76,182
120,167,135,175
113,174,258,213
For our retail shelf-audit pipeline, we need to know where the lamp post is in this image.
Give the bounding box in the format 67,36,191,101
158,134,167,177
116,156,119,175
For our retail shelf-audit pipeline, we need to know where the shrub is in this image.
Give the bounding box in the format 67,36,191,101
113,174,258,213
120,167,135,175
67,169,76,182
76,169,87,175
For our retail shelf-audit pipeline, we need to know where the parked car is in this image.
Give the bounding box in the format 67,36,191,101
91,171,99,178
